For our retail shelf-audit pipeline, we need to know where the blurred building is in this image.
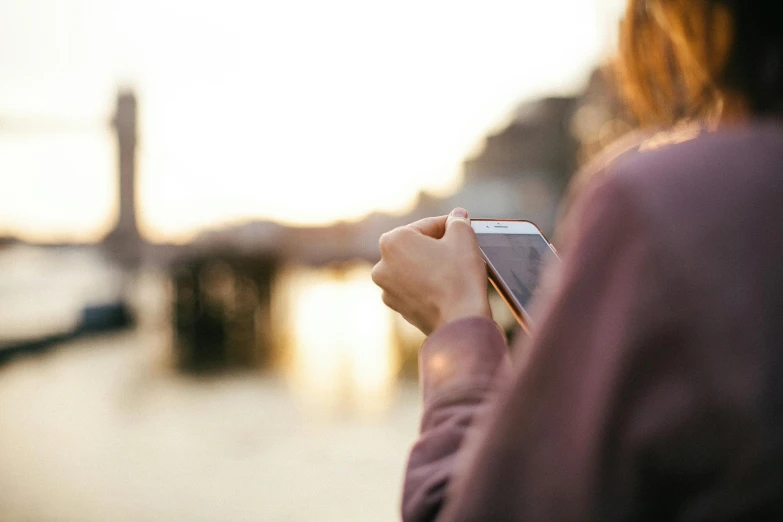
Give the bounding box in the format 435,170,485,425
570,67,636,166
103,90,142,268
447,97,579,235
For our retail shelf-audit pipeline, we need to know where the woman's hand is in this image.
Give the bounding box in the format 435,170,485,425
371,208,491,335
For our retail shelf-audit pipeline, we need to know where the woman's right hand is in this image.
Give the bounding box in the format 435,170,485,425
371,208,492,335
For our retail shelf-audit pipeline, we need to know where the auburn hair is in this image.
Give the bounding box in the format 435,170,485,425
616,0,783,127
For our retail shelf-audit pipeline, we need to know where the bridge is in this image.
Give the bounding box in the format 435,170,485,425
1,78,618,371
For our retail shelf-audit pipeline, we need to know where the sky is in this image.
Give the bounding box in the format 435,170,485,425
0,0,626,243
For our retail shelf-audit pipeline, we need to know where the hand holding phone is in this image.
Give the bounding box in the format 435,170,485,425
471,219,560,332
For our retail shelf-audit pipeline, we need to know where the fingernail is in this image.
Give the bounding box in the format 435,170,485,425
450,207,468,219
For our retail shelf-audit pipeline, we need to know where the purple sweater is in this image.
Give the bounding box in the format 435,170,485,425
403,122,783,521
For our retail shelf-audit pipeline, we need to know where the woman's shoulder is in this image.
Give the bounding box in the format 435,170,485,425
555,119,783,250
559,120,783,223
607,120,783,202
569,121,704,200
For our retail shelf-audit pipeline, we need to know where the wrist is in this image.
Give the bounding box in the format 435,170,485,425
435,299,492,332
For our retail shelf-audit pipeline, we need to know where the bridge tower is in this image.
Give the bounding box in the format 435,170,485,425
104,89,142,266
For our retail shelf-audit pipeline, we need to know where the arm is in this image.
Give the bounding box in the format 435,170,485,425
404,175,694,521
403,316,511,522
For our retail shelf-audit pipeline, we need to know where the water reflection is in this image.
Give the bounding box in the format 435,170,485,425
278,263,398,414
0,246,412,415
0,249,422,520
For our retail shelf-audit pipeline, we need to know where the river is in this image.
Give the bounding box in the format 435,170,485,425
0,246,423,521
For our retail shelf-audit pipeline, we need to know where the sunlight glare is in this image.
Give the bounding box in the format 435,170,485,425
284,264,397,414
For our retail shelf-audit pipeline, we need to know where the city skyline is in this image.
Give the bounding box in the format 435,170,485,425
0,0,625,243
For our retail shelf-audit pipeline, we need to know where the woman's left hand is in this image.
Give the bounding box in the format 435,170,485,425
371,208,491,335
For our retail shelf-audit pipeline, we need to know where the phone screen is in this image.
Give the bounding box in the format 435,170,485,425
474,228,559,323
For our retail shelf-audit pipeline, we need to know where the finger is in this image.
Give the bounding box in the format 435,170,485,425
370,261,390,288
371,264,408,299
407,215,448,239
379,223,431,258
378,227,408,256
380,291,402,313
444,207,475,240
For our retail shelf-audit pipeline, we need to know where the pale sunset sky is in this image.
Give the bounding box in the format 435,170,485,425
0,0,625,243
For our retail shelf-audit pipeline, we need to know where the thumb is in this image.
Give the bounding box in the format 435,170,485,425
445,207,473,238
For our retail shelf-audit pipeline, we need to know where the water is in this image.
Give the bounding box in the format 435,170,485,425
0,331,422,521
0,244,123,342
0,246,424,521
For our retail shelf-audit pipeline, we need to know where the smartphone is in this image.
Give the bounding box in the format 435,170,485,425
471,219,559,332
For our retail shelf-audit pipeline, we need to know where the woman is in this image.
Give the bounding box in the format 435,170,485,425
372,1,783,520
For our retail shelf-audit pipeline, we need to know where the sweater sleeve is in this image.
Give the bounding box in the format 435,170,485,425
402,316,511,522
